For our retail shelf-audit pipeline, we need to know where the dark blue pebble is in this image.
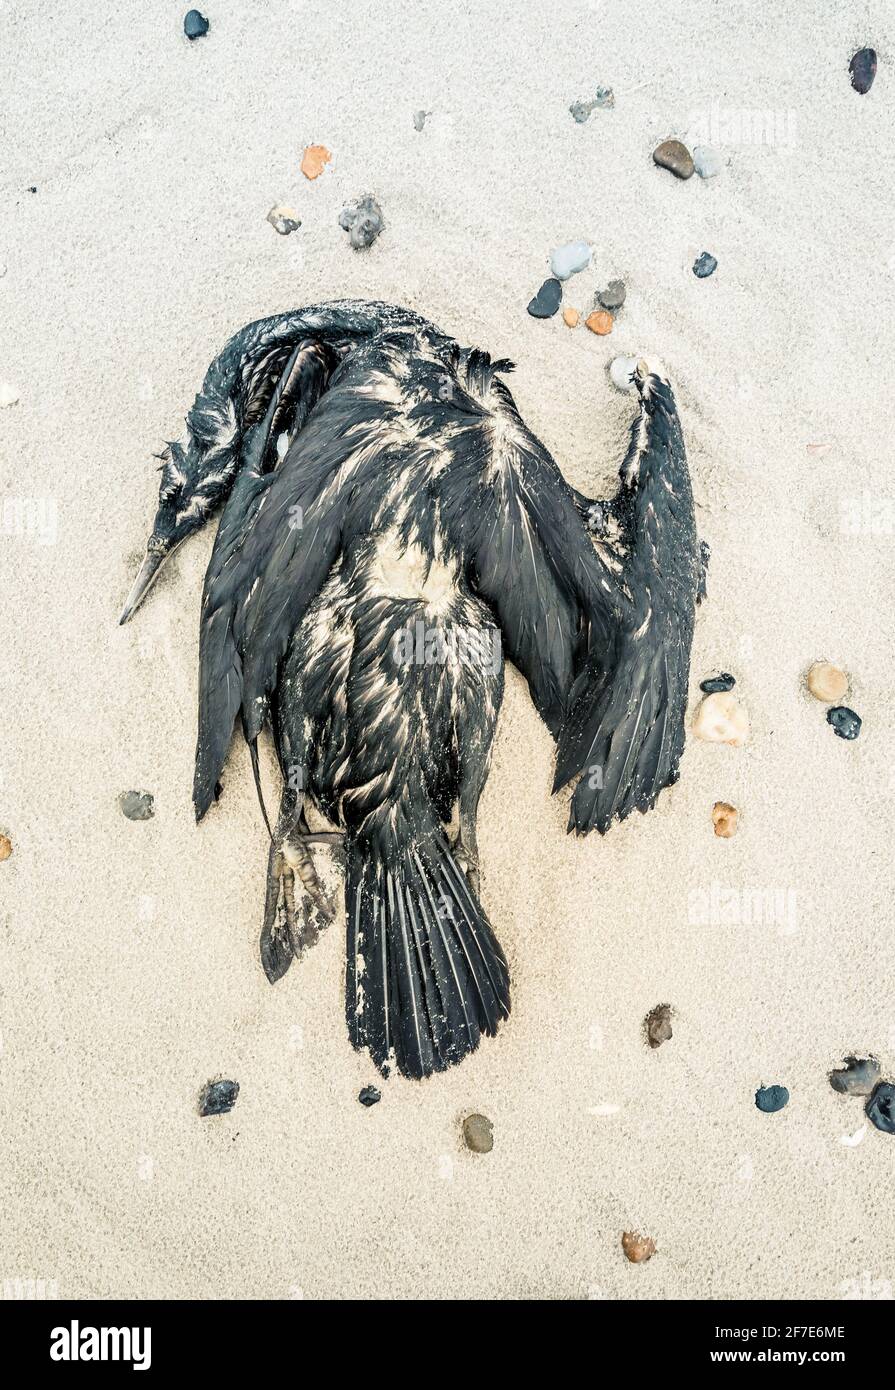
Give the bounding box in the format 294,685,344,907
358,1086,381,1107
866,1082,895,1134
184,9,210,40
700,672,735,694
755,1084,789,1113
527,278,562,319
693,252,717,279
849,48,877,95
200,1079,239,1116
827,706,861,740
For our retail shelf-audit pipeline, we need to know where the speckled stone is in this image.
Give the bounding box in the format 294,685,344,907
693,145,723,178
199,1079,239,1116
866,1082,895,1133
358,1086,381,1107
755,1084,789,1113
849,48,877,95
339,195,384,249
829,1056,881,1097
462,1113,493,1153
119,790,154,821
266,205,301,236
693,251,718,278
622,1231,656,1263
653,139,694,179
827,706,861,740
184,9,210,40
645,1003,673,1049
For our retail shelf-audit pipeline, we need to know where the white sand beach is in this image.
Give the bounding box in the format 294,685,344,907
1,1,894,1299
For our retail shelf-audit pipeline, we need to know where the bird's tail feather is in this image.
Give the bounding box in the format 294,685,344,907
345,821,510,1079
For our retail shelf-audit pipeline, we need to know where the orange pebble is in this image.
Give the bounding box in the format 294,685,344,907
712,801,739,838
585,310,613,335
562,308,580,328
0,835,11,862
301,145,332,179
622,1231,657,1264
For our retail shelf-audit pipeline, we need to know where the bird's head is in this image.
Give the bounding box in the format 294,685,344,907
119,406,240,624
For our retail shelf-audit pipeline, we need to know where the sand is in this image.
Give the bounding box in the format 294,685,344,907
1,2,894,1301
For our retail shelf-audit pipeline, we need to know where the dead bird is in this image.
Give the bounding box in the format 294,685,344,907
121,303,704,1079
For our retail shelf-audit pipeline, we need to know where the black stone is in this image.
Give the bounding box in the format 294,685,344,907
693,252,718,279
849,48,877,95
200,1079,239,1116
527,278,562,319
827,705,861,740
700,672,735,694
866,1082,895,1134
184,10,210,40
358,1086,381,1107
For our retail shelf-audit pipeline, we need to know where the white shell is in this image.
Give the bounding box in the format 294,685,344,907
692,691,749,746
609,355,639,392
0,382,20,408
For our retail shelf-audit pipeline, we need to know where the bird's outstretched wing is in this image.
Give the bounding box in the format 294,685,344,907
552,368,700,832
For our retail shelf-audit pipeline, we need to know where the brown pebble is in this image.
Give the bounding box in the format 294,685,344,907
301,145,332,179
562,307,580,328
652,139,695,179
645,1003,673,1049
622,1231,657,1263
806,661,848,704
712,801,739,838
0,834,11,862
585,310,613,336
462,1113,493,1153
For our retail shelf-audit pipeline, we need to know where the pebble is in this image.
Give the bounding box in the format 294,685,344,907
300,145,332,180
594,86,614,108
755,1084,789,1113
199,1079,239,1116
653,139,695,180
693,251,718,278
829,1055,881,1097
622,1231,656,1264
609,355,638,391
569,88,613,122
0,834,11,862
849,48,877,95
550,241,591,281
712,801,739,838
562,308,580,328
266,205,301,236
462,1113,493,1153
692,691,749,746
700,672,735,694
119,790,154,821
358,1086,381,1107
527,278,562,319
693,145,723,179
597,279,626,312
865,1082,895,1134
412,110,430,131
827,706,861,740
0,383,20,408
339,194,384,249
183,9,210,40
585,310,613,336
806,662,848,703
645,1003,673,1049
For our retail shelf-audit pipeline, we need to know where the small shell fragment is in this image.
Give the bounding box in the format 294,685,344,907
692,691,749,746
301,145,332,180
0,834,12,862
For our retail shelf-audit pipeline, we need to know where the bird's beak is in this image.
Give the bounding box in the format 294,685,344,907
118,546,168,624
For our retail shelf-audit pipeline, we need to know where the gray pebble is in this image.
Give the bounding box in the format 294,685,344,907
199,1079,239,1116
119,790,154,821
597,279,626,311
866,1082,895,1134
569,99,597,124
693,145,723,179
693,252,718,278
462,1113,493,1153
412,110,430,132
358,1086,381,1107
339,195,384,250
755,1084,789,1113
550,240,591,281
266,205,301,236
849,48,877,96
645,1003,673,1049
829,1055,881,1097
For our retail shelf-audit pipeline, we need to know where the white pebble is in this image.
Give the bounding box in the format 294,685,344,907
609,356,639,392
549,240,591,281
692,691,749,746
0,382,20,408
693,145,723,178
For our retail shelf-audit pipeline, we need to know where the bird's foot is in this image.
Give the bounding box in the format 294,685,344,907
260,831,337,984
